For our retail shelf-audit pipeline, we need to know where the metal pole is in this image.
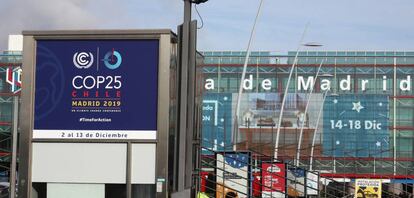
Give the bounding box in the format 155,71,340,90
274,24,309,159
126,142,132,198
233,0,264,150
10,96,19,198
296,60,324,166
309,90,328,171
177,0,192,192
393,57,397,175
184,0,192,24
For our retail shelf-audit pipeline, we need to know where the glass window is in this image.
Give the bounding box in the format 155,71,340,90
397,137,413,158
336,52,346,65
384,52,395,64
405,52,414,64
397,99,414,127
218,75,229,92
375,52,386,64
228,76,240,93
366,52,375,64
249,57,258,64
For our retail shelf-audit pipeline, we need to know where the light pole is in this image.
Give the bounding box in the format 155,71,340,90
233,0,264,151
295,59,326,167
309,90,338,171
272,35,322,159
273,34,306,160
177,0,208,194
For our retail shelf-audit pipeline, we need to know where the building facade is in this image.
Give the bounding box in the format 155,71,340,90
2,48,414,195
200,51,414,187
0,51,21,182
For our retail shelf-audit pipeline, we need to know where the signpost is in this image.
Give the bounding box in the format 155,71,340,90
355,179,382,198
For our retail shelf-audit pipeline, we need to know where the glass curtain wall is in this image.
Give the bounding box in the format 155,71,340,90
200,51,414,176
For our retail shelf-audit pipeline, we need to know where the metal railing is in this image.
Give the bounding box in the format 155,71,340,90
196,115,414,197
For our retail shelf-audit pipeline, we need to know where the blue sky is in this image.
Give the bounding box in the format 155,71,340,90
0,0,413,51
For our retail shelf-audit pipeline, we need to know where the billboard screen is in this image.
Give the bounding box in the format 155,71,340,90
306,171,319,195
287,167,305,197
216,152,251,198
33,40,159,139
261,162,286,198
323,95,389,157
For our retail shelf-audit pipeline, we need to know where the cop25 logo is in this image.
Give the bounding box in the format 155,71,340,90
73,49,122,70
103,50,122,70
73,52,94,69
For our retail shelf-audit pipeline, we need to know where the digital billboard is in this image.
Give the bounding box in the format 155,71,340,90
33,40,159,139
323,94,389,157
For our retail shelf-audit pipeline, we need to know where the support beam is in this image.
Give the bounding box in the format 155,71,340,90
10,96,19,198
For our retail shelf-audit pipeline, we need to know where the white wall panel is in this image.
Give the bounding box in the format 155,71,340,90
32,143,127,183
131,144,156,184
47,183,104,198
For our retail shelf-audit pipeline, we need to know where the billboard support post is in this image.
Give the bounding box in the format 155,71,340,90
174,0,199,196
10,96,19,198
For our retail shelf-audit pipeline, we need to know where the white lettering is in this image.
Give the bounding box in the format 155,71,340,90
262,79,272,90
320,79,331,91
72,76,122,90
201,75,414,92
72,76,83,89
400,75,411,91
205,79,215,90
297,76,314,91
83,76,96,89
243,74,253,90
340,75,351,91
203,115,211,121
97,76,105,89
113,76,122,89
361,79,369,91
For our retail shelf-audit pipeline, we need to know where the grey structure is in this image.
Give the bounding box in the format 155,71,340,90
18,30,179,198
